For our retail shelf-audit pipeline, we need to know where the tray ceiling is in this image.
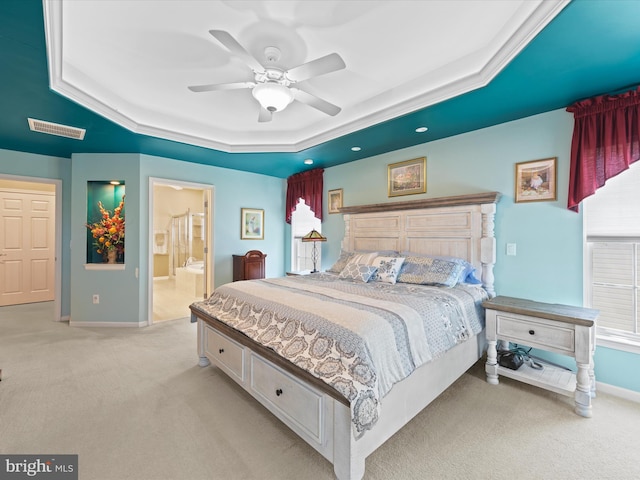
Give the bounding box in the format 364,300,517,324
44,0,567,153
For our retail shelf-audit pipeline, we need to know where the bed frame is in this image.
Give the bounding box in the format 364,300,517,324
192,192,500,480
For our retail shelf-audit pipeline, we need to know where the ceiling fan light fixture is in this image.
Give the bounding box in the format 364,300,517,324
252,82,294,112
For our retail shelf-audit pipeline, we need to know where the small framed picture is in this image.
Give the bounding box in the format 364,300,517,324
515,157,557,203
328,188,343,214
241,208,264,240
388,157,427,197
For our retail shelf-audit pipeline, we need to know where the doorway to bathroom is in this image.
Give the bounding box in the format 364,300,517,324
149,179,213,323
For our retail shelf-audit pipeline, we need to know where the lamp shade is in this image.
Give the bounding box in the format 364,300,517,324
301,229,327,242
252,83,294,112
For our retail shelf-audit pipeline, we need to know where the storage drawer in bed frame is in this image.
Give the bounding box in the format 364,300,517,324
199,319,334,459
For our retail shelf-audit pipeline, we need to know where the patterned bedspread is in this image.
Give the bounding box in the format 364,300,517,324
191,273,487,438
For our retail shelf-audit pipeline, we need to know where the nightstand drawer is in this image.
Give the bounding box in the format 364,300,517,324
496,314,575,353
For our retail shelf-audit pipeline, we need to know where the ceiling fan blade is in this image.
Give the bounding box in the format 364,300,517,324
286,53,346,83
291,88,341,116
209,30,265,73
188,81,254,93
258,107,272,123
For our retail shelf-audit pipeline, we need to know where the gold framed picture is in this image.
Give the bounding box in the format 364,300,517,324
328,188,343,214
241,208,264,240
515,157,557,203
388,157,426,197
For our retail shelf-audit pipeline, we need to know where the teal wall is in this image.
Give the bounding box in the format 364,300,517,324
69,153,285,324
138,154,286,323
322,108,639,394
70,154,142,324
1,108,638,393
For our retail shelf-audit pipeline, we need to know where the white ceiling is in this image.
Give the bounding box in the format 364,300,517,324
44,0,568,154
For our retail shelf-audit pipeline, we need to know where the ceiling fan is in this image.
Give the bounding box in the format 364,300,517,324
188,30,346,123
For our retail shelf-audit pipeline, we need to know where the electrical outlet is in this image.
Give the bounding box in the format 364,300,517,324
92,294,99,304
506,243,517,256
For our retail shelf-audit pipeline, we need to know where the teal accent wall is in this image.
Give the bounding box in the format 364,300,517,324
138,154,286,284
70,154,141,324
70,153,285,324
0,148,72,317
322,108,640,394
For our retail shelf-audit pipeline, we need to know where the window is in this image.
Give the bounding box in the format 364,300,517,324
584,162,640,351
290,199,321,272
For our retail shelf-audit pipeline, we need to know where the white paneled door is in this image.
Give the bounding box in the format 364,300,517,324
0,189,55,306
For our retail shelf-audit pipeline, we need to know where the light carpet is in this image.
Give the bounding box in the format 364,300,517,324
1,302,639,480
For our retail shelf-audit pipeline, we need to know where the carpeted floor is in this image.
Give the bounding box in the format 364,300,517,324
1,302,639,480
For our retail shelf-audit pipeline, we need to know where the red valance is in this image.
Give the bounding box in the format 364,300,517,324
566,87,640,211
285,168,323,224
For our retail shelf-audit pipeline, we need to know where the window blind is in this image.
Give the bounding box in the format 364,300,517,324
584,162,640,340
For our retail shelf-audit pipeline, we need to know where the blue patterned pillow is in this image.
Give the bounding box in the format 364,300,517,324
396,256,465,287
400,252,480,284
339,263,379,283
372,256,405,284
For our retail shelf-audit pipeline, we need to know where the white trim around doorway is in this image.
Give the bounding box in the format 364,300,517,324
148,177,214,325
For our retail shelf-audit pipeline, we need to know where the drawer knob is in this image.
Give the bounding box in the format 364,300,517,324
528,330,535,335
218,348,224,354
276,388,283,396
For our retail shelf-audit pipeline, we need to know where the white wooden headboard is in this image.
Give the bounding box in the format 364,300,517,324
340,192,501,296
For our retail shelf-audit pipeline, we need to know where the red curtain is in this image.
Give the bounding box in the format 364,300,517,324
566,87,640,212
285,168,324,224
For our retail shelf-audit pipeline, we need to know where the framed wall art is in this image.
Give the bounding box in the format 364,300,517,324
515,157,557,203
241,208,264,240
328,188,343,214
388,157,426,197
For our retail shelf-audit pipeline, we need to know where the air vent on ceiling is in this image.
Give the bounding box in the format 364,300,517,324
28,118,86,140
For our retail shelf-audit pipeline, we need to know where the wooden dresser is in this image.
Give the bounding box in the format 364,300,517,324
233,250,266,281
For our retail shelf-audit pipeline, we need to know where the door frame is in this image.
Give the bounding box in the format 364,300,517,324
0,173,62,321
148,177,214,325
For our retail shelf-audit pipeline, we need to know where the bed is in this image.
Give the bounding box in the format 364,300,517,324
190,192,500,480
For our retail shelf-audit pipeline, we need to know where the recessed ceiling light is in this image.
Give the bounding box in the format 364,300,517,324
351,146,361,152
304,158,314,165
415,126,428,133
110,181,121,185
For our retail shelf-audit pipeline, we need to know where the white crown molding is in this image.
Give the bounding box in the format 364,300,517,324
43,0,569,154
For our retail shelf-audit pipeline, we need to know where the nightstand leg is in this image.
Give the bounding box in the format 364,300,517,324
575,362,593,418
486,340,499,385
589,359,596,398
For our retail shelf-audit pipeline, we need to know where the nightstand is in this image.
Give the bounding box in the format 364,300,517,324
483,296,598,417
285,270,311,276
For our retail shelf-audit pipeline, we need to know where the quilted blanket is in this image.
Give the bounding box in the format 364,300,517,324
191,273,487,438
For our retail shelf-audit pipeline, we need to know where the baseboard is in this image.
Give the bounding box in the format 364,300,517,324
69,320,148,328
596,381,640,404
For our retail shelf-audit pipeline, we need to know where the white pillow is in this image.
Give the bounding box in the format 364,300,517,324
372,256,405,284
